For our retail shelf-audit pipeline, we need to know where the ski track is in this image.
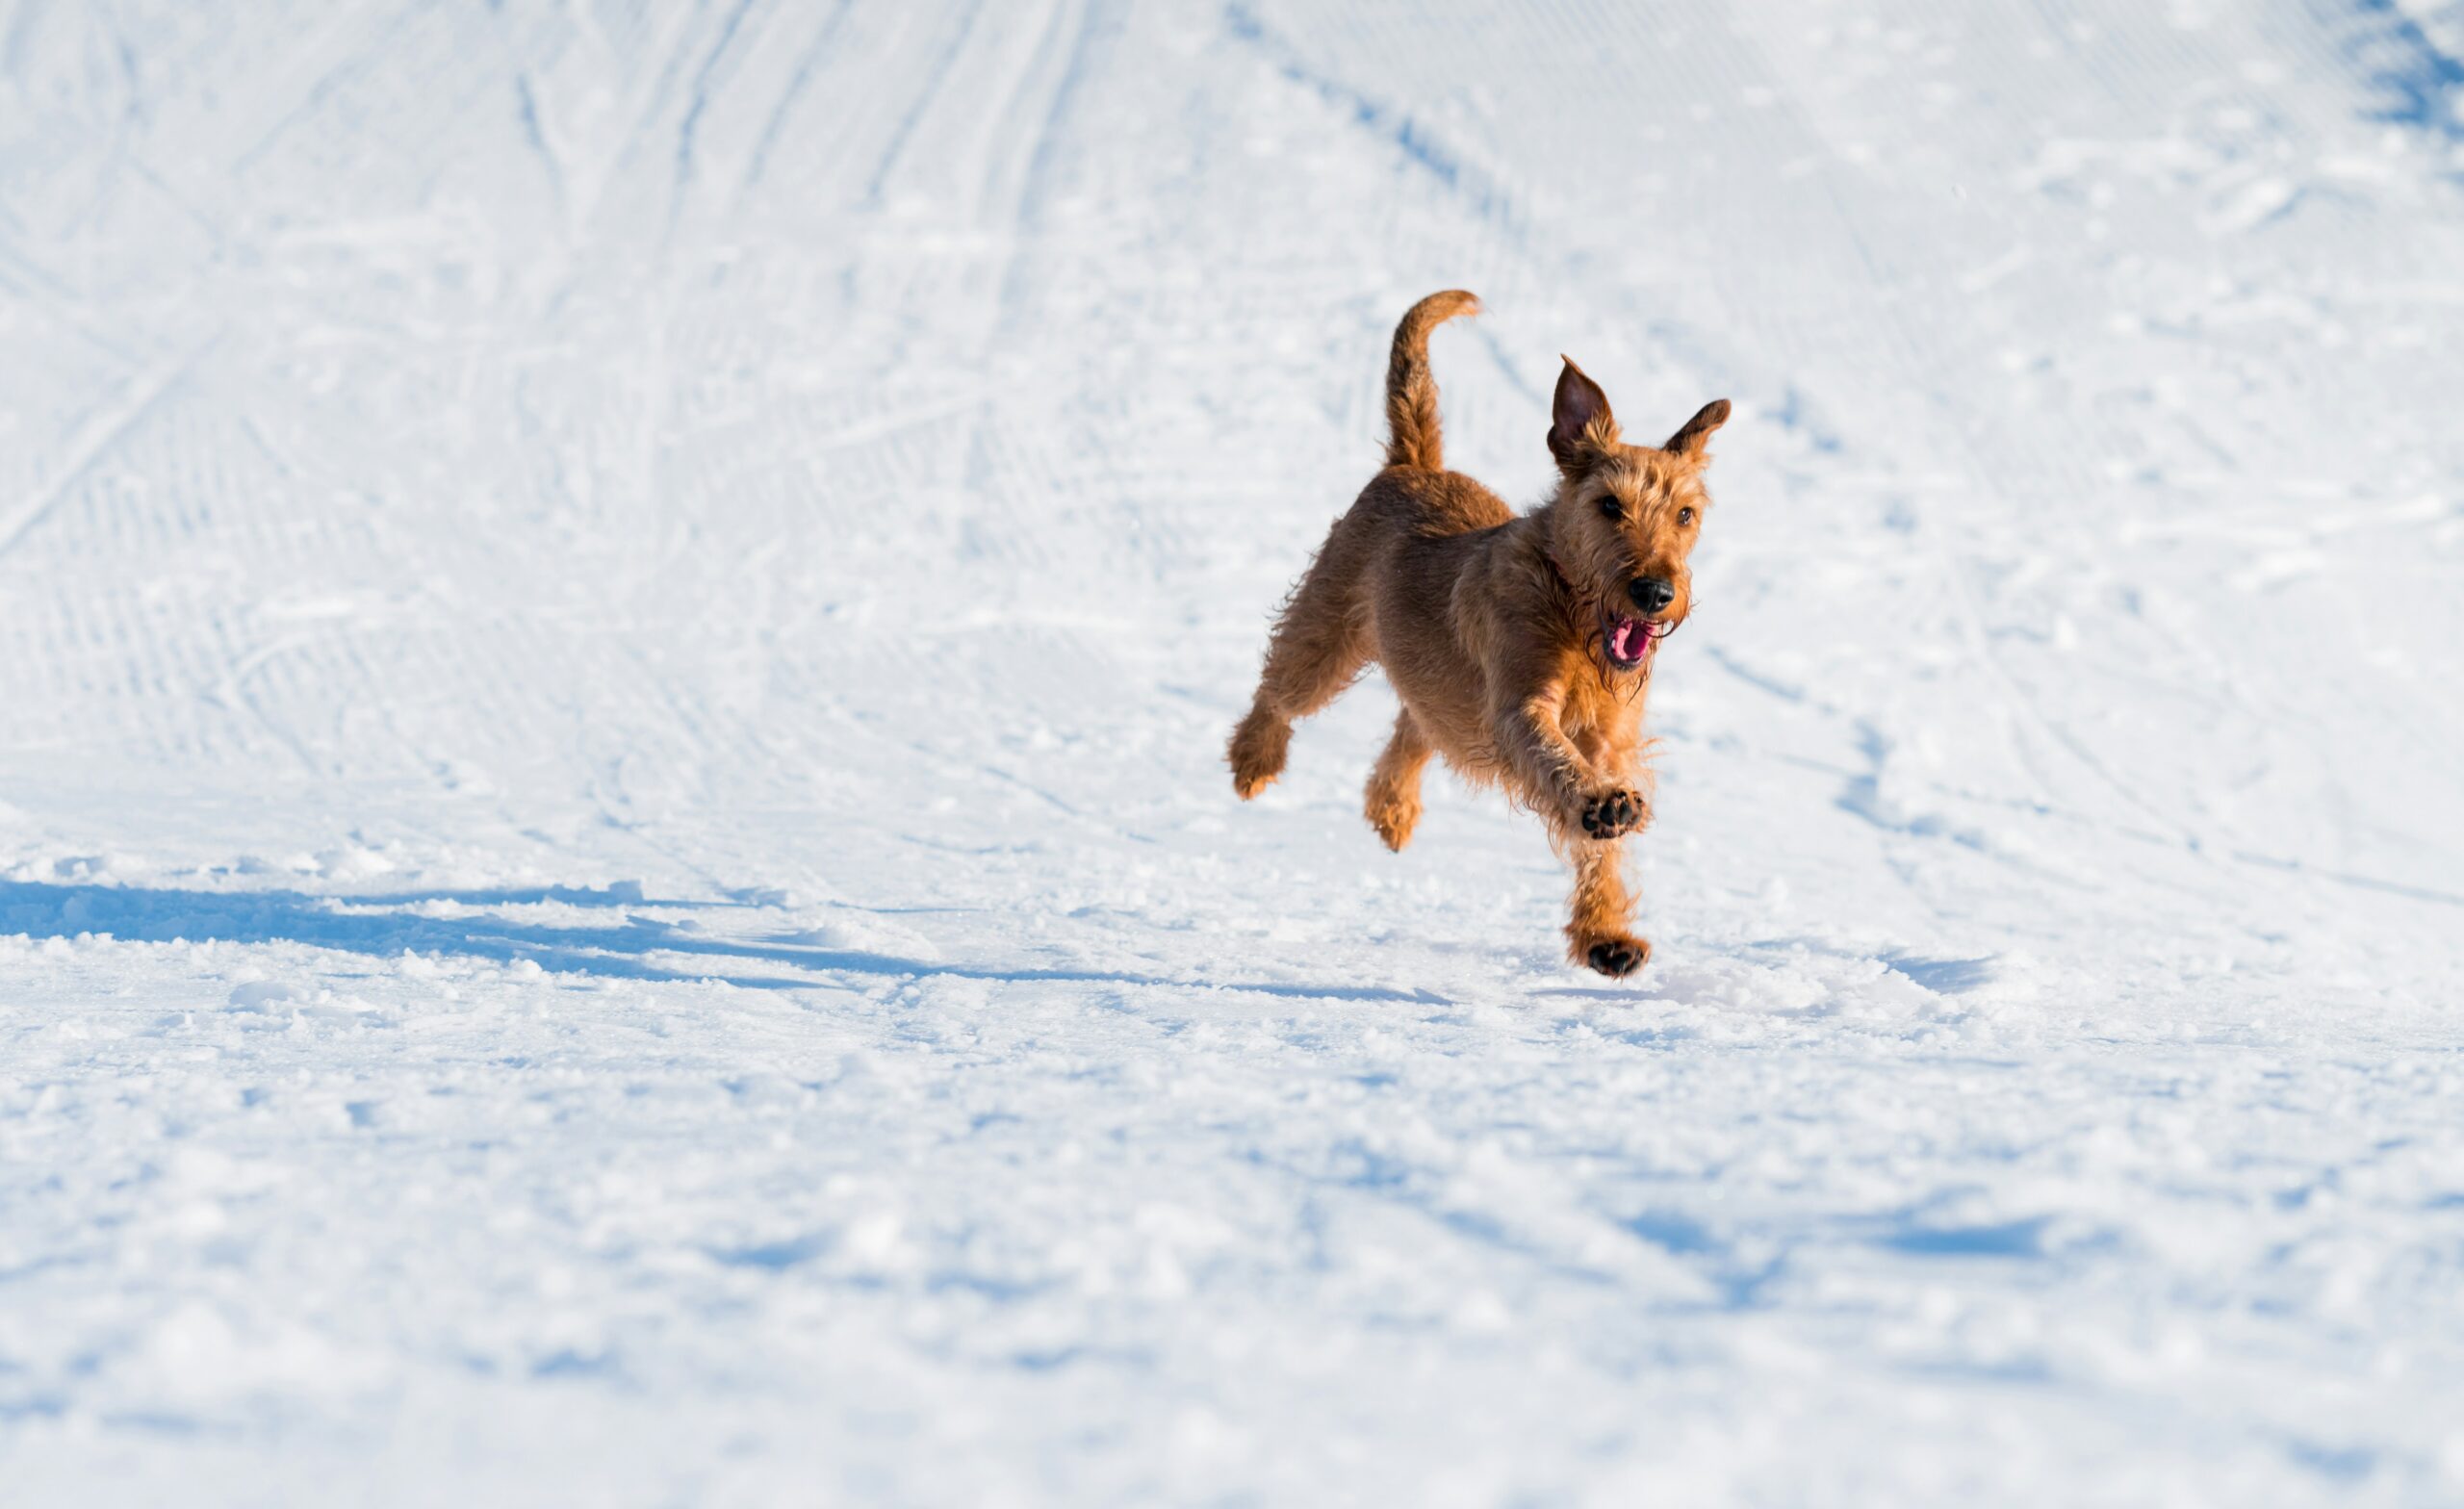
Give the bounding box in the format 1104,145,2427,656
3,2,2463,1504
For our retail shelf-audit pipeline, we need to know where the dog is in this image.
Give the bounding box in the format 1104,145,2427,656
1227,291,1729,977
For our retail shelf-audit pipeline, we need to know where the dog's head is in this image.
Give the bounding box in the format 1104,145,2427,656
1543,358,1729,676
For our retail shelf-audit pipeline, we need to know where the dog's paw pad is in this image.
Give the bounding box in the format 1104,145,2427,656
1579,789,1645,839
1586,938,1648,978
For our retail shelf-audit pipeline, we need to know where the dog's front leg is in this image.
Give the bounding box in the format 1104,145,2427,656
1494,683,1647,842
1567,839,1648,977
1495,689,1650,977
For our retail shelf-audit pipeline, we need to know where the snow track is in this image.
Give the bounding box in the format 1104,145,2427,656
3,3,2461,1503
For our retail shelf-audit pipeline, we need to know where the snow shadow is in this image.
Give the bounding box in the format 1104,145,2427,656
0,882,1446,1003
2348,0,2464,140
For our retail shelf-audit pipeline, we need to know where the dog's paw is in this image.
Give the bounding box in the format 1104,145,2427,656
1368,802,1419,852
1228,708,1291,801
1585,936,1650,978
1578,788,1647,839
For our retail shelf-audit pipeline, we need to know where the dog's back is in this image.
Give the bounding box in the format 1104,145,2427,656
1352,290,1523,667
1227,294,1529,800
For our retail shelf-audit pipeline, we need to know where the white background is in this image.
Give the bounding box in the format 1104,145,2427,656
3,2,2462,1503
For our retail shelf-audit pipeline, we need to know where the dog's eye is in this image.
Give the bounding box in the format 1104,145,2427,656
1677,506,1696,526
1598,496,1623,521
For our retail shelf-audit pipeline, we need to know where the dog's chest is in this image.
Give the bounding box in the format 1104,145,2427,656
1561,671,1644,758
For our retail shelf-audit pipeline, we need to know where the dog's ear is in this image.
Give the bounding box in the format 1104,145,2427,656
1549,358,1618,473
1663,398,1732,461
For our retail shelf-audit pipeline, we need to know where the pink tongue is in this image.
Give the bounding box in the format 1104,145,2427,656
1611,619,1640,660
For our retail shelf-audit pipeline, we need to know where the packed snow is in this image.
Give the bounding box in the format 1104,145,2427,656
4,2,2463,1503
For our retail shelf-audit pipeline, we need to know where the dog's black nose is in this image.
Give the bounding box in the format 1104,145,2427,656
1628,576,1675,613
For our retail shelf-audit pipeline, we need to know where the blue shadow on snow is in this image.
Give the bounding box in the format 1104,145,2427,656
0,881,1446,1004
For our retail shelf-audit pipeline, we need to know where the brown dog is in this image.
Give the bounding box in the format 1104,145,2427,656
1227,291,1729,976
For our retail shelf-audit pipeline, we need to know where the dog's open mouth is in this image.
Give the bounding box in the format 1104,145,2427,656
1604,614,1668,672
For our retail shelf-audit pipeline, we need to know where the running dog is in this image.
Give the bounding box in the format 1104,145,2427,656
1227,291,1730,976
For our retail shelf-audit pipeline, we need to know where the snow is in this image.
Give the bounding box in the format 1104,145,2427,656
2,2,2462,1503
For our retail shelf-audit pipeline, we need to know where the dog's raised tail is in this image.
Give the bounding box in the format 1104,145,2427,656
1383,290,1479,472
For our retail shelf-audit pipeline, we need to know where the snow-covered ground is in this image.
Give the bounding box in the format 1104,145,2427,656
4,2,2463,1503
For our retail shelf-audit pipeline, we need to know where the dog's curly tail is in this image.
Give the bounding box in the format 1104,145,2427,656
1383,290,1480,472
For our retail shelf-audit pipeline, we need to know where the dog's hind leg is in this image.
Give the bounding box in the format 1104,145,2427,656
1364,708,1432,851
1565,840,1649,977
1229,531,1374,799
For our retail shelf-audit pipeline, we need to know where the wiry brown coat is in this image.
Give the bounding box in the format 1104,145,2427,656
1228,291,1730,976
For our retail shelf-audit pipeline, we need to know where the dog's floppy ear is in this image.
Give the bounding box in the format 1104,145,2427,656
1549,357,1618,473
1663,398,1732,461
